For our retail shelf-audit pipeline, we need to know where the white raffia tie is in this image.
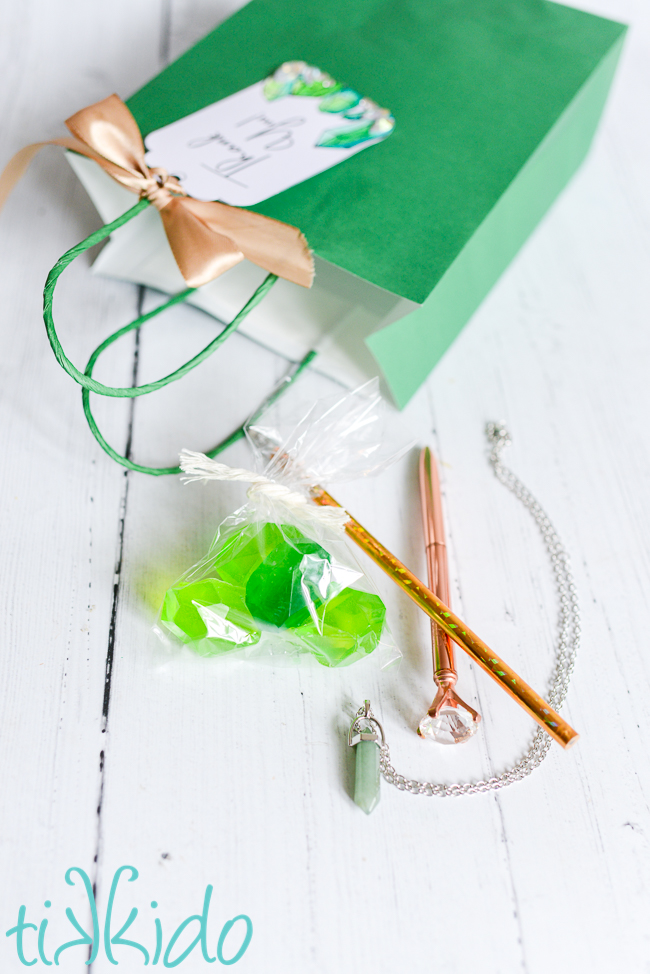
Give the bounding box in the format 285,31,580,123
179,450,350,532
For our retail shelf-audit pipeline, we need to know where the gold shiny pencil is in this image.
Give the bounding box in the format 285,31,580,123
311,485,578,750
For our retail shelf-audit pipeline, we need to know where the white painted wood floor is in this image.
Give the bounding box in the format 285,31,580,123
1,1,649,971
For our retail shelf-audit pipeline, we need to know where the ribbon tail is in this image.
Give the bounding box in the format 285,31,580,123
0,136,146,220
183,199,314,289
0,139,93,214
0,143,47,213
160,198,244,288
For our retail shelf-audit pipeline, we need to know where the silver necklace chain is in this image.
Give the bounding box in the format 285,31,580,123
378,422,580,797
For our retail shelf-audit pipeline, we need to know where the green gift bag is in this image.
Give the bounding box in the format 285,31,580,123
68,0,626,407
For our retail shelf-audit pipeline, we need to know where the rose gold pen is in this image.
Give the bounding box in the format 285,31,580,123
417,447,481,743
311,486,578,749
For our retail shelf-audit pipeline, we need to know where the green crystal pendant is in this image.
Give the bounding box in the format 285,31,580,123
354,741,381,814
348,701,384,814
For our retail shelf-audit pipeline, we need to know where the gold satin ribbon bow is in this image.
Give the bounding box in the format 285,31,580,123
0,94,314,289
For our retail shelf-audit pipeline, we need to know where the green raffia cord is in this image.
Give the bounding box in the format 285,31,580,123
42,197,316,475
82,347,317,476
43,199,278,399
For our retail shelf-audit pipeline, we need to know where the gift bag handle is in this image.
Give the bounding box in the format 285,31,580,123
43,199,314,475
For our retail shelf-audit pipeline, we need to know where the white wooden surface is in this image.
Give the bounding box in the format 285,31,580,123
1,1,649,971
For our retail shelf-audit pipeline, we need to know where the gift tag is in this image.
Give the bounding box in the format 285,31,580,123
144,61,394,207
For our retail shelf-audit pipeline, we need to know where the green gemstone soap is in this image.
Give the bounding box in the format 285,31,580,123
160,577,260,655
297,589,386,667
163,522,386,665
213,522,285,585
245,531,333,628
